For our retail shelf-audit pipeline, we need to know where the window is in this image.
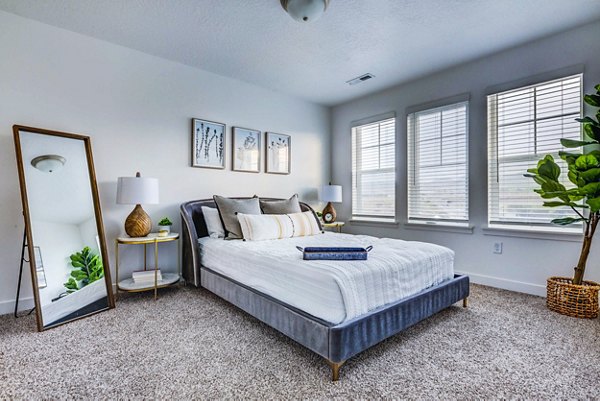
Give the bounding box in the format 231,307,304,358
487,74,582,230
351,117,396,221
407,102,469,225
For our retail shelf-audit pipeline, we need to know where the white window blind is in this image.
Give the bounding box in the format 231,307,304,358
352,118,396,220
487,74,582,229
407,102,469,224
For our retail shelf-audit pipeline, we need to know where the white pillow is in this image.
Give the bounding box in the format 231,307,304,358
201,206,225,238
237,211,322,241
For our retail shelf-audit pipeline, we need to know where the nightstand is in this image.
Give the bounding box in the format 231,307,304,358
322,221,345,233
115,233,180,300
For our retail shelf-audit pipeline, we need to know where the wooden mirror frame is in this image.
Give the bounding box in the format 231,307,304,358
13,125,115,331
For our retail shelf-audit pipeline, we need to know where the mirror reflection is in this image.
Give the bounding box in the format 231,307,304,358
16,128,113,330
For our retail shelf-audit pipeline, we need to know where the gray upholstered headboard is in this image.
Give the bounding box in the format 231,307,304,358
180,198,317,287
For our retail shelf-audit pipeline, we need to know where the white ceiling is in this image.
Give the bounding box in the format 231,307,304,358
19,130,96,225
1,0,600,106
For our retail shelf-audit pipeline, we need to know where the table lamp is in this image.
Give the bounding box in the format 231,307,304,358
117,172,159,237
320,183,342,223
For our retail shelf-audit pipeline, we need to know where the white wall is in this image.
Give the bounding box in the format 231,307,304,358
331,20,600,296
78,217,99,254
0,11,330,314
31,221,83,306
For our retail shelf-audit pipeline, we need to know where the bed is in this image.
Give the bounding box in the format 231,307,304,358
181,198,470,380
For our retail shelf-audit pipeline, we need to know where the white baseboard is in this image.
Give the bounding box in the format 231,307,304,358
0,296,35,316
456,270,546,297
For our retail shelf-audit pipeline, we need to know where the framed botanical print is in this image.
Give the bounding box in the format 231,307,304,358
265,132,291,174
192,118,225,169
232,127,261,173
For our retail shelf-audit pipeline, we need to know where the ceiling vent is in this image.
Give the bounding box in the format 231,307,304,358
346,73,375,86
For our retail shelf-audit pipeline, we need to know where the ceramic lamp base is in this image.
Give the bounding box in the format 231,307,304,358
322,202,337,223
125,204,152,237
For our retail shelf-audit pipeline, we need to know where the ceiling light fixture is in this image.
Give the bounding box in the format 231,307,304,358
31,154,66,173
280,0,330,23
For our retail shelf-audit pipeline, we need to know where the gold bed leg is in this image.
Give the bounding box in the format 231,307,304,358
326,360,345,382
463,297,468,308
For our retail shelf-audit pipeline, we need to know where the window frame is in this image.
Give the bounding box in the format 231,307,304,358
487,73,584,234
351,114,396,222
407,100,470,226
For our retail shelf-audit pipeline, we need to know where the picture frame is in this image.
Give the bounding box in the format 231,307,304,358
265,132,291,175
192,118,226,169
34,246,47,289
232,127,261,173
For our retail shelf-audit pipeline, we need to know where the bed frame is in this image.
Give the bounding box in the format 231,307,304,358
181,198,470,381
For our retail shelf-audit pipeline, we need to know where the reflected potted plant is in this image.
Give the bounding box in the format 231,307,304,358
157,217,173,235
63,247,104,295
525,83,600,319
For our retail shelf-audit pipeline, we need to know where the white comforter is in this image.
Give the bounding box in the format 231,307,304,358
198,232,454,324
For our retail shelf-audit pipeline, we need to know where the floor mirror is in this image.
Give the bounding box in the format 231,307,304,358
13,125,115,331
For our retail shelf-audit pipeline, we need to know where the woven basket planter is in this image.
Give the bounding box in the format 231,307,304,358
547,276,600,319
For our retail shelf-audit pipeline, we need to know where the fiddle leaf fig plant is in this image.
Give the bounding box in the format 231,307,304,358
525,83,600,285
63,246,104,293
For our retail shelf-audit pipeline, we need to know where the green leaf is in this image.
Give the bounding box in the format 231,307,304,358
540,180,566,193
586,197,600,212
576,116,598,125
64,277,79,291
568,170,579,186
579,167,600,182
583,124,600,141
595,83,600,92
533,175,546,186
581,182,600,197
551,217,585,226
559,150,582,164
584,94,600,107
575,154,599,170
543,201,570,207
561,138,596,148
537,155,560,180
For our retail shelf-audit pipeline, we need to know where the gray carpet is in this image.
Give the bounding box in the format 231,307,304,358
1,284,599,400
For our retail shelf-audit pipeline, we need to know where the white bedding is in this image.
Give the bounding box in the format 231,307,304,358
198,232,454,324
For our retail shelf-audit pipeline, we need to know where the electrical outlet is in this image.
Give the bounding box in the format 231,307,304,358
493,242,503,254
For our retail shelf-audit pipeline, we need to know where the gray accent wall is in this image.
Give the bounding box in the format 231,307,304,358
331,20,600,295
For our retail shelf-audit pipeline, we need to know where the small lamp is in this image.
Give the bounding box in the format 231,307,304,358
116,172,159,237
320,183,342,223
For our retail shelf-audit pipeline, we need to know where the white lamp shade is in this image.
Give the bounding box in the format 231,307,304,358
321,184,342,203
116,176,159,205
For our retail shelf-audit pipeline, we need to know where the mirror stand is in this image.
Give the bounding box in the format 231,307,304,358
14,227,36,318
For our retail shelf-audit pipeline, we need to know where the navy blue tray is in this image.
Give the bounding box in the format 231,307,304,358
296,246,373,260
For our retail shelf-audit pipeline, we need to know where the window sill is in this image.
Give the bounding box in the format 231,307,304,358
404,222,474,234
349,218,399,227
482,225,583,242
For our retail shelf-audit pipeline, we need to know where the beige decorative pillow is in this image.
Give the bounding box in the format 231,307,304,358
238,211,322,241
213,196,262,239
